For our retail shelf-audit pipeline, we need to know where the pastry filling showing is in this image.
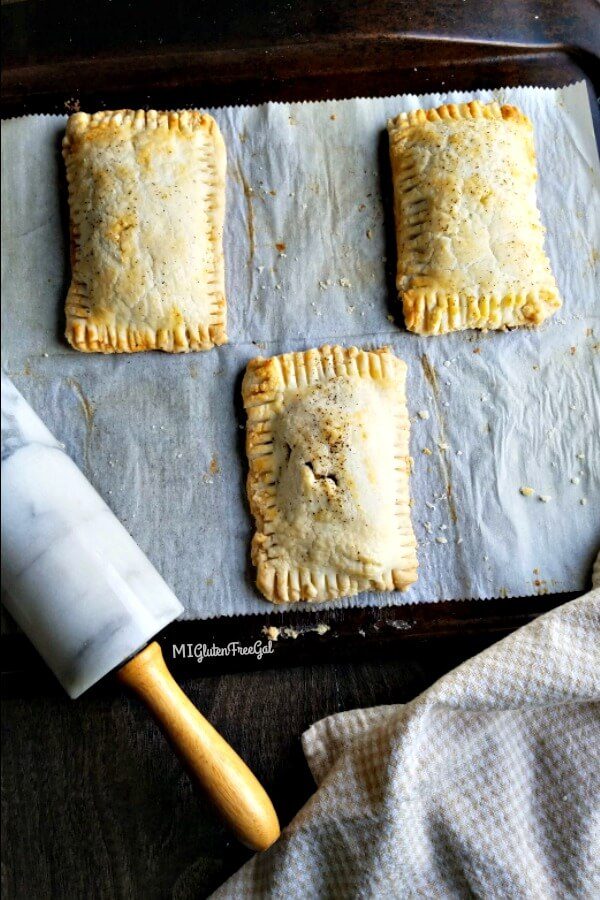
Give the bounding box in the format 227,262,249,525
272,379,399,574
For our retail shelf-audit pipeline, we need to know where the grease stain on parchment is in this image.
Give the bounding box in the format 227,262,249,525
236,165,256,267
67,378,95,472
420,354,458,525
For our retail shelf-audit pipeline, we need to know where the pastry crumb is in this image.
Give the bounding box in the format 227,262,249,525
366,229,373,239
262,626,280,642
436,537,448,544
417,410,430,420
437,442,449,451
422,447,432,455
263,623,330,641
339,277,352,288
387,314,394,322
577,452,585,460
520,486,535,497
571,476,580,485
539,495,552,503
580,498,588,506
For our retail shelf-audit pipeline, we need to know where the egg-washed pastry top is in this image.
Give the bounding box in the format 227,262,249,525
387,100,561,335
243,345,418,604
63,109,227,353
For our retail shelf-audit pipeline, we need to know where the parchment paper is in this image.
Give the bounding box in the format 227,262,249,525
1,82,599,619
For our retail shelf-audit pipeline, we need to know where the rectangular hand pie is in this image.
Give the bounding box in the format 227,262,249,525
243,345,418,604
387,100,561,335
63,109,227,352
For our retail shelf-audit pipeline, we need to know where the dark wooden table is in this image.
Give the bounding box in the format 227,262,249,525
2,635,510,899
2,1,598,897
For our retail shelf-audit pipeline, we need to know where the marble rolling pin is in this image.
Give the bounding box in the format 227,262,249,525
1,373,280,852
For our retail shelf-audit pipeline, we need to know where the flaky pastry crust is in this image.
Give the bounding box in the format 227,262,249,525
242,345,418,604
63,109,227,353
387,100,561,335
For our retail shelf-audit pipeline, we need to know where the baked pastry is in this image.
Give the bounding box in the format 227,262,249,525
243,345,418,604
63,109,227,352
387,100,561,335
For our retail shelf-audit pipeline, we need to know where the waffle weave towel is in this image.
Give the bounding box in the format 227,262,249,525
210,574,600,898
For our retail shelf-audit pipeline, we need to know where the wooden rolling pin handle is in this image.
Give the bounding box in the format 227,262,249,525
118,641,280,852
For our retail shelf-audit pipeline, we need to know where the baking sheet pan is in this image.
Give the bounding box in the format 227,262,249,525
2,83,599,622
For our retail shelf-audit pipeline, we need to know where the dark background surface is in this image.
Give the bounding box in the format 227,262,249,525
2,0,599,897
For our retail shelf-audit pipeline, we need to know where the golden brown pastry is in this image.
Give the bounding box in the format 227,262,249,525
387,100,561,335
243,345,418,604
63,109,227,352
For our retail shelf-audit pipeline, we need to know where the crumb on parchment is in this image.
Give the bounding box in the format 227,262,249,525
520,486,535,497
262,624,330,641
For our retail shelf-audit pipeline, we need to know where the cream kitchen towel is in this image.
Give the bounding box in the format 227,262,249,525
202,570,600,899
